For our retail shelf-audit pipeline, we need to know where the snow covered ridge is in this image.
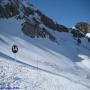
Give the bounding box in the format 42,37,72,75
1,0,89,44
0,0,69,43
86,33,90,38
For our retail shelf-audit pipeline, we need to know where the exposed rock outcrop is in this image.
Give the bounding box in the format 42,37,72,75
22,21,56,42
36,10,68,32
0,0,19,18
75,22,90,34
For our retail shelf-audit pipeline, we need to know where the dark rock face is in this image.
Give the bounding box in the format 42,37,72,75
22,21,39,38
71,28,85,38
0,1,19,18
22,21,56,42
70,27,90,43
23,7,34,16
75,22,90,34
36,10,68,32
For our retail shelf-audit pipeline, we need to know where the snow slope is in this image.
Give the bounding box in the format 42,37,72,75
0,17,90,90
0,57,90,90
0,0,90,89
86,33,90,38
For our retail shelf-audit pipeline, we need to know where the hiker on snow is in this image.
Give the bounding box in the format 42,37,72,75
77,38,81,45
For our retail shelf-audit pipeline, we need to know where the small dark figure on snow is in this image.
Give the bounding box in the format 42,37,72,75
88,38,90,42
77,38,81,45
12,45,18,53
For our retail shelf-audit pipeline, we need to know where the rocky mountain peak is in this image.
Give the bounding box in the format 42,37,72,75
75,22,90,34
0,0,69,43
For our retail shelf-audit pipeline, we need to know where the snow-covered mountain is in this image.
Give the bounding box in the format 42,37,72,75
0,0,68,43
0,0,90,90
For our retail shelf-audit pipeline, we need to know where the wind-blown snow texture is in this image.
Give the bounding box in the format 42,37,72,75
0,0,90,90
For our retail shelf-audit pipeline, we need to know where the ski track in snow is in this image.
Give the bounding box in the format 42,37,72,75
0,52,90,89
0,57,90,90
